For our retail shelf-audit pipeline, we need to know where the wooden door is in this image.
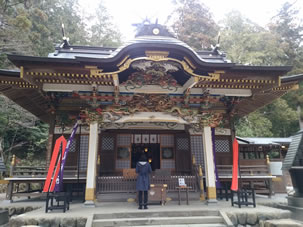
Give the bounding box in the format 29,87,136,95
99,133,116,175
175,133,191,174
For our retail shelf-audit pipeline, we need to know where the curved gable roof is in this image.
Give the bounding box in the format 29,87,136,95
46,35,233,68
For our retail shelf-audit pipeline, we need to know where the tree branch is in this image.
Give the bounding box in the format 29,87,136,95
4,141,28,153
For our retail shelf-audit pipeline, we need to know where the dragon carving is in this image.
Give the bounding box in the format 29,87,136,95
121,61,180,91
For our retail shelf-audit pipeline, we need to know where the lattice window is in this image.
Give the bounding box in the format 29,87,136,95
190,135,204,168
101,137,114,150
161,159,175,169
177,138,189,150
79,135,89,170
161,135,174,146
69,139,77,152
117,134,131,146
116,160,130,169
215,139,230,153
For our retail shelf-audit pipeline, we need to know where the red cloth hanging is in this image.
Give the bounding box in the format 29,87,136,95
43,136,67,192
231,138,239,191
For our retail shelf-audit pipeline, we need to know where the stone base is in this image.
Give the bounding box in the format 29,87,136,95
287,196,303,207
263,219,303,227
0,210,9,225
290,206,303,222
2,200,12,204
83,200,95,208
207,199,218,205
277,203,303,222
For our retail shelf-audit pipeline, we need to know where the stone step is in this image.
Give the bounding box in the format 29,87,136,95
120,224,227,227
92,216,225,227
93,210,220,219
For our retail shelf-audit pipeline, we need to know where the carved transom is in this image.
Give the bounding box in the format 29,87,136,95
78,93,226,129
106,94,175,113
121,61,181,88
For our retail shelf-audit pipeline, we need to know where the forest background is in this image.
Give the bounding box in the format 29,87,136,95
0,0,302,167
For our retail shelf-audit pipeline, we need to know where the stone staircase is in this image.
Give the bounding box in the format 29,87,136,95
91,210,233,227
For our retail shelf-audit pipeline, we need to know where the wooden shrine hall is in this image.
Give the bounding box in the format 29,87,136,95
0,24,302,206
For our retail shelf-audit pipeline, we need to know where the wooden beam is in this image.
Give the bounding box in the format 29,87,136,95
22,67,39,87
113,73,120,104
42,84,114,92
208,88,252,97
183,77,199,92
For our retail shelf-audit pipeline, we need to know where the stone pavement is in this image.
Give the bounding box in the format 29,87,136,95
1,193,302,226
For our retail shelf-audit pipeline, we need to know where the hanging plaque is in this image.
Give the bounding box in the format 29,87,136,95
150,134,157,143
142,134,149,143
134,134,141,143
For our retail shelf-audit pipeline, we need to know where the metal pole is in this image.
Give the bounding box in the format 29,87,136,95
77,123,82,197
59,123,64,192
199,165,205,200
238,150,242,189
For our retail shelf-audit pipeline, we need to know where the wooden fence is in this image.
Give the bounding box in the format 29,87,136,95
217,164,274,197
97,175,198,193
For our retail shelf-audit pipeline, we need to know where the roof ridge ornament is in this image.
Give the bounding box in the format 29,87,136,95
211,31,223,56
134,22,175,38
60,23,70,49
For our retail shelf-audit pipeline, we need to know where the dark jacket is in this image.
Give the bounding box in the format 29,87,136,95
136,161,152,191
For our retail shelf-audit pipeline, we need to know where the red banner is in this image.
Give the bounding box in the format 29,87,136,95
231,138,239,191
54,121,79,192
43,136,67,192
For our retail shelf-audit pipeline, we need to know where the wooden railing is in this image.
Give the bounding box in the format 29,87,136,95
217,164,271,177
217,164,273,197
8,155,86,178
12,166,47,177
11,165,86,178
97,174,198,193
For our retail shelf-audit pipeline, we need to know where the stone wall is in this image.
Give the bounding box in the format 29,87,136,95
226,208,292,226
263,219,303,227
0,183,7,193
9,217,87,227
0,206,39,217
1,204,87,227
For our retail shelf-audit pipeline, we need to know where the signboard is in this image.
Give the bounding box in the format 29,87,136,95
178,178,186,187
270,162,283,176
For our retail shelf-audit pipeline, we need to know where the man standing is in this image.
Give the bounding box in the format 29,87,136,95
136,154,152,209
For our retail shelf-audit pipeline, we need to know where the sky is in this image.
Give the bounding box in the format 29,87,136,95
80,0,303,40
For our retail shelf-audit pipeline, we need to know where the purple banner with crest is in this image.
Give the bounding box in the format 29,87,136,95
54,121,79,192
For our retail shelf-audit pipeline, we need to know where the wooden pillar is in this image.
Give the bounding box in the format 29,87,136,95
202,126,217,203
266,155,273,198
84,122,99,207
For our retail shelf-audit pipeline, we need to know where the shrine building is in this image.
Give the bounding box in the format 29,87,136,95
0,24,301,205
